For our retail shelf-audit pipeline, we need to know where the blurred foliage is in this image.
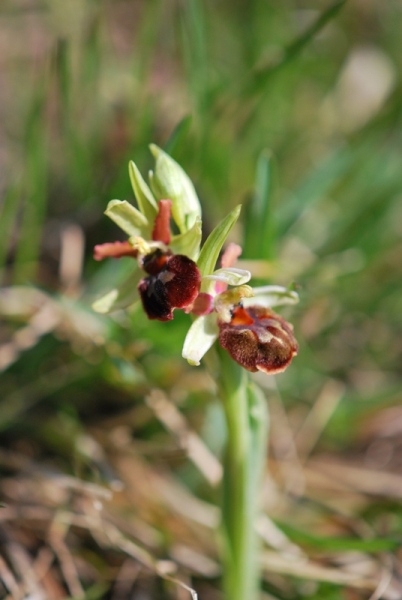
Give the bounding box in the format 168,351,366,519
1,0,402,598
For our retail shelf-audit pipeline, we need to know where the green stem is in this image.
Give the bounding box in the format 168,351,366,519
216,347,269,600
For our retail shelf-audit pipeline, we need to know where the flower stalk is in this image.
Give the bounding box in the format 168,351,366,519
217,347,268,600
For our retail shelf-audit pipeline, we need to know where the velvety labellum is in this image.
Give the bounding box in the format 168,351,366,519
139,250,201,321
219,305,298,374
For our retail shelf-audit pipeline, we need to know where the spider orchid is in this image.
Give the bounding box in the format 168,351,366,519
182,240,298,374
92,144,202,317
93,145,298,374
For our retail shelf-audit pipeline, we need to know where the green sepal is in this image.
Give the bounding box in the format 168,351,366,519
105,200,150,238
92,269,142,314
170,216,202,260
182,313,219,366
197,205,241,280
128,160,158,223
149,144,201,234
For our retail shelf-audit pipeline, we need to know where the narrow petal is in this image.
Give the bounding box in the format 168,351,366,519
214,243,243,293
182,313,219,366
93,241,137,261
221,242,242,268
152,199,172,244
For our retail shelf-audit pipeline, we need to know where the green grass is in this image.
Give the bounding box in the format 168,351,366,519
1,1,402,598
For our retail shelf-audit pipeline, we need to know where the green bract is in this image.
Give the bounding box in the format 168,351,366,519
149,144,201,233
104,146,202,242
197,205,241,288
169,216,202,261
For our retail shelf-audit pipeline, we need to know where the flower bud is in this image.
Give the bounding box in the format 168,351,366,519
148,144,201,234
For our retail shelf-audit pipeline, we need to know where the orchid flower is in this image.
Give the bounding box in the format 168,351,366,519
182,235,299,373
93,145,299,374
92,144,202,316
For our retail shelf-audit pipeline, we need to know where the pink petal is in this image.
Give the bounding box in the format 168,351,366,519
93,241,138,261
216,243,243,293
221,242,242,268
152,199,172,245
190,292,214,316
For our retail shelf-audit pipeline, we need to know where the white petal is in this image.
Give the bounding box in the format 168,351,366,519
182,313,219,366
243,285,299,308
203,267,251,286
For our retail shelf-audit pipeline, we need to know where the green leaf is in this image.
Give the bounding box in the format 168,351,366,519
170,216,202,260
248,0,347,94
0,183,23,273
128,160,158,223
244,150,274,261
149,143,201,233
164,115,192,155
92,269,142,314
278,522,399,553
197,205,241,280
105,200,149,238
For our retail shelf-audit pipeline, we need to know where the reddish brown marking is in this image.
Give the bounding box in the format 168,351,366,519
219,305,298,374
139,251,201,321
93,241,138,261
152,199,172,245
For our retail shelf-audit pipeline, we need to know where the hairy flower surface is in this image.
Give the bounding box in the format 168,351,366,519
139,250,201,321
218,305,298,374
182,281,299,372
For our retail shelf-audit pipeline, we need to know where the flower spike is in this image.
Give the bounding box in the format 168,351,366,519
93,144,298,378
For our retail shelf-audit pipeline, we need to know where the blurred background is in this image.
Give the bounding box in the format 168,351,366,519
1,1,402,598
